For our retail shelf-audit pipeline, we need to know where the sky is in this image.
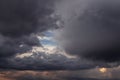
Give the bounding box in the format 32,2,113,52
0,0,120,80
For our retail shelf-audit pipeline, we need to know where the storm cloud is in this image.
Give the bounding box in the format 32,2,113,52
0,52,96,70
0,0,58,58
55,0,120,62
0,0,56,37
0,0,120,71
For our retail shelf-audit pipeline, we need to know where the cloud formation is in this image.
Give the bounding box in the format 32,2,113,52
0,0,57,59
55,0,120,63
0,51,96,70
0,0,56,37
0,0,120,71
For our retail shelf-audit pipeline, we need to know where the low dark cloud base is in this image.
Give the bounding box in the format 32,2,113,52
83,45,120,62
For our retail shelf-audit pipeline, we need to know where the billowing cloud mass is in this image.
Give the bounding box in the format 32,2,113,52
0,0,97,71
0,0,57,58
0,0,120,71
0,51,97,70
55,0,120,63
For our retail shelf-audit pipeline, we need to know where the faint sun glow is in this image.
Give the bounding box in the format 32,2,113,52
99,68,107,73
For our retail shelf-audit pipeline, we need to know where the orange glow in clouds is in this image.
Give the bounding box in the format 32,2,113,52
99,68,107,73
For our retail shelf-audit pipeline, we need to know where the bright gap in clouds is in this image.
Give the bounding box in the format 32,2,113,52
37,31,77,58
39,31,57,47
16,31,76,59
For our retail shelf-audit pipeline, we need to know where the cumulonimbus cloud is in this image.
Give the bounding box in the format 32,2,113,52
0,0,99,70
0,0,58,58
55,0,120,63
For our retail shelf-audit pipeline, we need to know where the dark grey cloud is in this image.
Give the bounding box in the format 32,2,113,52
0,52,96,70
55,0,120,63
0,0,56,37
0,34,41,58
1,0,120,71
0,0,58,59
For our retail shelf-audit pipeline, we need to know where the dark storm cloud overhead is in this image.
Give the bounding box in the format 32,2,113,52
0,0,58,58
0,0,56,37
55,0,120,62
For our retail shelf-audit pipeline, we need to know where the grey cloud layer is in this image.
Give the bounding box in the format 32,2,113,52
2,69,120,80
55,0,120,62
0,52,96,70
